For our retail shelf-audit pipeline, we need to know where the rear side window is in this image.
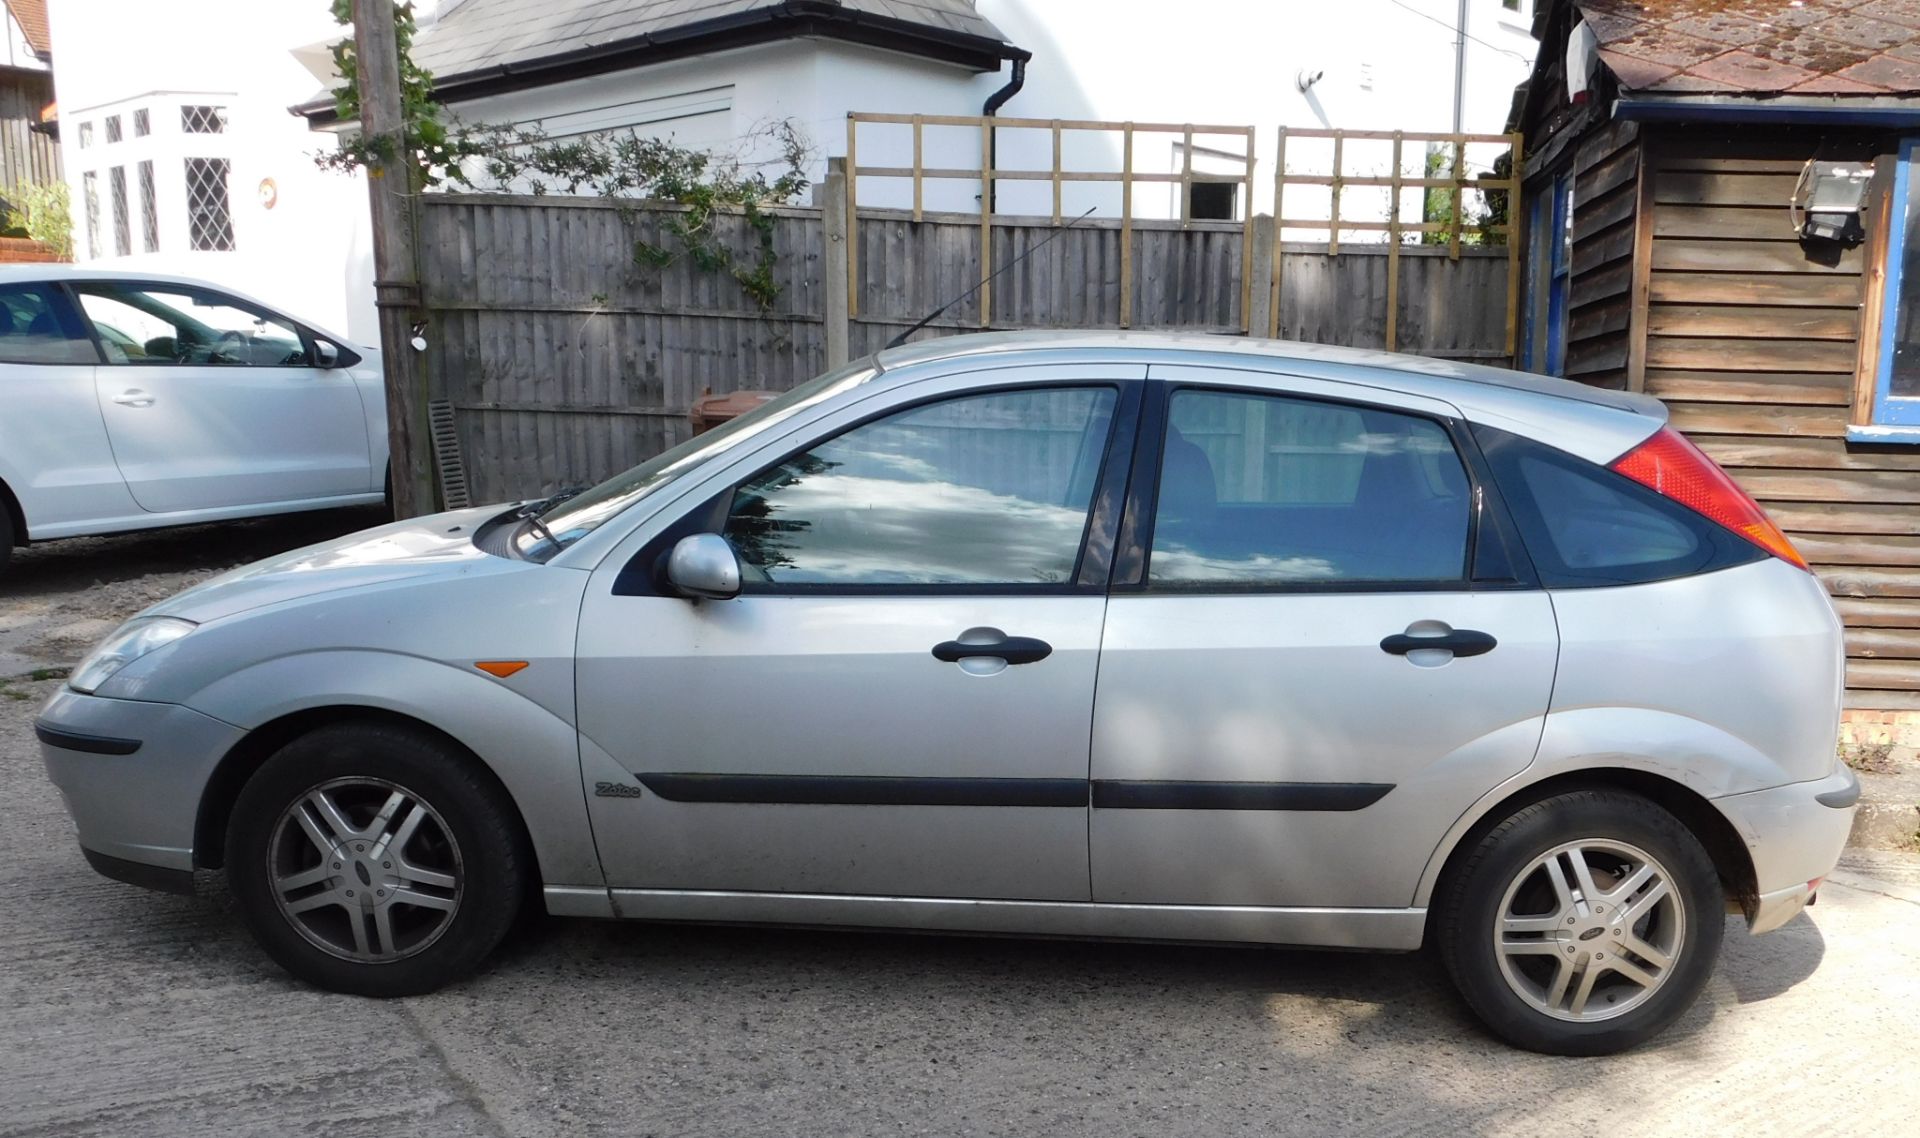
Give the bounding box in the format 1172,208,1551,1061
0,283,96,365
1473,425,1763,587
1148,389,1472,585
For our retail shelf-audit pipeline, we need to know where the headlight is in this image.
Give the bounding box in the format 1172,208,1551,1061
68,617,198,694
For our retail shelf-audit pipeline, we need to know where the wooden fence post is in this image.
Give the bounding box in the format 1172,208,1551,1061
824,157,851,367
1247,214,1275,339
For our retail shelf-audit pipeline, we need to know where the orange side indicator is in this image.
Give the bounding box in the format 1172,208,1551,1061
475,661,529,678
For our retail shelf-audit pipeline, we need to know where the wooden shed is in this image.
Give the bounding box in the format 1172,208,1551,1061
1512,0,1920,728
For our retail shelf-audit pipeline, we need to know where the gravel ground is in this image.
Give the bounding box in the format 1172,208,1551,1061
4,515,1920,1136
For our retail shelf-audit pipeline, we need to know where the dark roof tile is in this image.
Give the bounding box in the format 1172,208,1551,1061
1577,0,1920,95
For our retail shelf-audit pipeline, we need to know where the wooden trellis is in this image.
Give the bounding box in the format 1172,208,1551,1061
846,112,1258,330
1271,127,1523,356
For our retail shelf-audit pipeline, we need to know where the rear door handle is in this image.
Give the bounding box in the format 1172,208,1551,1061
932,635,1053,666
1380,629,1497,657
112,390,155,407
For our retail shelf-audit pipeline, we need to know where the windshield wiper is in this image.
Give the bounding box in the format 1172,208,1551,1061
514,485,588,550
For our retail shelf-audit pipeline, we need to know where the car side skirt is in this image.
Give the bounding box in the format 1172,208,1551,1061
602,888,1426,950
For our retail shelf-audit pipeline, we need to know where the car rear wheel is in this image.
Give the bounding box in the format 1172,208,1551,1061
225,722,527,997
1436,789,1723,1055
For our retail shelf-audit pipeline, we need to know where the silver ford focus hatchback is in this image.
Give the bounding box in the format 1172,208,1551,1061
38,333,1857,1055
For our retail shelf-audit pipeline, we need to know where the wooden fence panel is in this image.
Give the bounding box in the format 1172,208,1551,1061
418,194,1511,502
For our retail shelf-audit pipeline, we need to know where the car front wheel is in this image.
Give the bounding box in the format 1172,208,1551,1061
225,722,527,997
1437,789,1724,1055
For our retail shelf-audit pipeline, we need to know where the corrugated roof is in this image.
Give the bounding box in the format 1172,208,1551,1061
5,0,51,56
1581,0,1920,94
412,0,1012,80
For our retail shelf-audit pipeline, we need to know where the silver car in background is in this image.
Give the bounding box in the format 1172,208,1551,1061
37,332,1857,1055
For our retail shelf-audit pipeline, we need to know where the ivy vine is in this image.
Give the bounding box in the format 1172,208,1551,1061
316,1,812,307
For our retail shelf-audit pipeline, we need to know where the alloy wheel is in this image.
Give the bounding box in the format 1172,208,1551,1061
1492,838,1685,1022
266,777,464,963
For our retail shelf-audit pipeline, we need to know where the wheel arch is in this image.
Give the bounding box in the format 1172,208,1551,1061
194,706,539,877
1416,767,1758,939
0,472,26,545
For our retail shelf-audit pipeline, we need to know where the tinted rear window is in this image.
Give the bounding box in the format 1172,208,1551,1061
1473,425,1763,587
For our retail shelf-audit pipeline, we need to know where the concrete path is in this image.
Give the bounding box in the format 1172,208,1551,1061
4,670,1918,1137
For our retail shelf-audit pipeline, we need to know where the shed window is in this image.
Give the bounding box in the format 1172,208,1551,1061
1860,137,1920,441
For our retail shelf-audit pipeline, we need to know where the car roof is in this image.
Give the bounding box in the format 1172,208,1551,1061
872,330,1666,463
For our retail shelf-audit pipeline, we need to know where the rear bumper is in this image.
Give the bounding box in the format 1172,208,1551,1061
1714,766,1858,935
37,686,244,879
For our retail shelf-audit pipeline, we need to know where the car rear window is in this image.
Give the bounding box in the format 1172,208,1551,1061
1472,424,1763,587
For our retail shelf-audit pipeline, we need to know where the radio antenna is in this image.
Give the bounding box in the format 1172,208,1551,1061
886,206,1099,350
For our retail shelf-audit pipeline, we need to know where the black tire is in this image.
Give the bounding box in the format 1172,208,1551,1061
225,721,528,997
0,501,12,575
1436,789,1723,1056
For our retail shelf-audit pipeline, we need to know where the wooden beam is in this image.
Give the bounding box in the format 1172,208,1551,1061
1387,131,1403,353
1121,122,1134,328
1625,142,1655,392
1505,132,1524,362
1853,156,1895,427
845,113,859,319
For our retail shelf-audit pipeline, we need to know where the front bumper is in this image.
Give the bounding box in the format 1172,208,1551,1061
1714,766,1859,935
37,686,245,882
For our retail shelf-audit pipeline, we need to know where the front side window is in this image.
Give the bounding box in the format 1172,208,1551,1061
72,283,310,367
723,386,1117,587
0,283,97,365
1148,389,1471,585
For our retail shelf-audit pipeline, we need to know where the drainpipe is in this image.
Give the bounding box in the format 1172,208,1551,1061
1452,0,1468,134
982,56,1027,211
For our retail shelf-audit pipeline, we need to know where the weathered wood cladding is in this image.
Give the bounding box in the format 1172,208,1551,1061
1629,131,1918,709
1562,120,1641,389
416,194,1513,505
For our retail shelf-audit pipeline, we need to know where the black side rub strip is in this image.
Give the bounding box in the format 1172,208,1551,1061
637,773,1087,807
35,722,142,756
1091,781,1393,811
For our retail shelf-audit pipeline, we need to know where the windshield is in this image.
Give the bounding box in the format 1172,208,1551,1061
513,362,878,560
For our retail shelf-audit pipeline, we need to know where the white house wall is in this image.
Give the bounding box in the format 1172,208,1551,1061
46,0,375,345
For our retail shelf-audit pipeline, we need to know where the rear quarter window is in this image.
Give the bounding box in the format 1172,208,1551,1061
1472,424,1763,588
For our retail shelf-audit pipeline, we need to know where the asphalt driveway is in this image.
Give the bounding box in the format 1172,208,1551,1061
3,517,1918,1136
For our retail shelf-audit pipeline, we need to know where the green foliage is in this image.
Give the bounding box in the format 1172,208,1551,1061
2,180,74,258
1418,146,1509,248
319,0,485,189
475,121,811,308
316,1,810,306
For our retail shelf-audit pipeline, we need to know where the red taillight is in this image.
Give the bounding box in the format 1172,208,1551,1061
1609,427,1811,572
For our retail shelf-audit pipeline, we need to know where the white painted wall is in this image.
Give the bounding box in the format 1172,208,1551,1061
46,0,376,345
41,0,1538,341
2,5,46,72
450,0,1536,223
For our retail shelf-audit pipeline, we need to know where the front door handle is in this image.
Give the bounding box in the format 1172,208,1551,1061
1380,628,1497,657
112,390,155,407
932,634,1053,666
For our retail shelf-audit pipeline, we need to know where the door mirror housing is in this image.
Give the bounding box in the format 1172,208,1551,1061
666,533,742,600
313,340,341,369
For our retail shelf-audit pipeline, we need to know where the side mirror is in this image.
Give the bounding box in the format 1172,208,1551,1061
666,533,742,600
313,341,341,369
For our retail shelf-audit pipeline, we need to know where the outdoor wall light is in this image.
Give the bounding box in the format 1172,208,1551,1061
1791,161,1872,245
